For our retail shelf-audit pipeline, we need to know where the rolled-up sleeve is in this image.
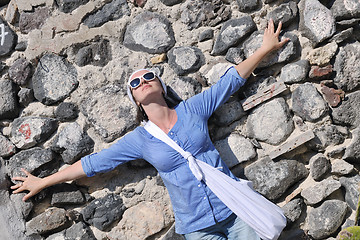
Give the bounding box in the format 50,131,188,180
183,66,246,118
81,129,143,177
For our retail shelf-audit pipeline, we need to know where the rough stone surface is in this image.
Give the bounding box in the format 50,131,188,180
309,153,331,181
18,88,34,107
51,122,94,164
308,65,333,80
267,1,298,27
307,200,348,239
75,39,111,67
10,193,34,220
306,124,346,152
0,133,16,158
331,159,354,176
160,0,183,6
8,58,32,86
299,0,336,46
331,0,360,20
167,76,202,101
214,133,256,168
199,29,214,42
82,193,126,231
180,0,231,30
10,117,58,149
7,147,54,181
81,84,137,142
55,102,79,122
333,42,360,92
123,11,175,54
19,7,50,34
244,157,308,200
0,79,19,120
343,127,360,163
225,47,245,65
243,31,299,68
56,0,90,13
306,42,338,66
83,0,130,28
0,17,17,56
331,90,360,128
51,183,85,206
339,175,360,210
212,98,246,126
26,207,69,235
301,178,341,205
236,0,259,12
291,83,328,122
32,53,78,105
282,198,304,223
320,84,345,108
279,60,310,84
167,46,205,75
246,97,294,145
212,16,256,56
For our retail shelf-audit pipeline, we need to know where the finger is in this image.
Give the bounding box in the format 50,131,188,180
275,21,282,36
268,18,274,32
278,38,291,48
10,182,23,189
23,192,33,202
21,168,31,176
13,186,25,194
12,176,27,182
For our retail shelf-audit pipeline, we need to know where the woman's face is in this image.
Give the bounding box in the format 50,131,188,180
130,70,164,106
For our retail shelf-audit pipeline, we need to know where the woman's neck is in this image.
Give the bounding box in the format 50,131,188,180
143,102,177,133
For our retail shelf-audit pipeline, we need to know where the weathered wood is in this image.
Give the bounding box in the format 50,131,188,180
268,130,315,160
241,82,288,111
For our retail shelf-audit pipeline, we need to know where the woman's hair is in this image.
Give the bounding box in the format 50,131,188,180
135,87,183,124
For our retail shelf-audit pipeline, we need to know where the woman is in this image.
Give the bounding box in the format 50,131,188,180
12,19,289,239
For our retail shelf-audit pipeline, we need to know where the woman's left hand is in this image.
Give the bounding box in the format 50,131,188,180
261,19,290,54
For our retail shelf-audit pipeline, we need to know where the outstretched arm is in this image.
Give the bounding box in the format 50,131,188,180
235,19,290,79
11,160,86,202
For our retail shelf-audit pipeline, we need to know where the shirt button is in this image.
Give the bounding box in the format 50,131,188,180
170,132,173,135
203,197,206,200
198,184,201,187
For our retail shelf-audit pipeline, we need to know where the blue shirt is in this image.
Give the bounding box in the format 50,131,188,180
81,67,247,234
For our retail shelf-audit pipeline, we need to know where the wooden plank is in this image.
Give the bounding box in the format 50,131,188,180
268,130,315,160
241,82,288,111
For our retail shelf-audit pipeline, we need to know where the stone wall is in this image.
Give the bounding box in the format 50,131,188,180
0,0,360,239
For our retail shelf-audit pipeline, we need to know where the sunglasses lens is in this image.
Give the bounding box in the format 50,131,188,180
130,78,141,88
143,72,155,80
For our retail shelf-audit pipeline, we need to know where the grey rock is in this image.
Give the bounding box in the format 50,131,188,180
306,124,347,152
212,98,246,126
15,41,27,51
19,7,50,34
343,127,360,163
211,16,256,56
267,1,298,27
307,200,348,239
199,29,214,42
0,0,10,7
330,28,354,44
241,75,276,98
291,83,328,122
83,0,130,28
81,84,137,142
279,60,310,84
225,47,245,65
301,178,341,205
123,11,175,54
10,193,33,219
180,0,231,30
160,0,183,6
282,198,304,223
214,133,256,168
75,38,111,67
51,122,94,164
32,53,78,105
336,18,360,28
64,222,96,240
0,79,19,120
340,175,360,210
0,17,17,56
331,159,354,176
298,0,336,46
167,76,202,101
18,88,34,106
0,133,16,157
8,58,32,86
10,117,58,149
331,90,360,128
26,207,70,235
333,42,360,92
51,183,85,206
246,98,294,145
309,153,331,181
55,102,79,122
82,193,126,231
167,46,205,75
236,0,259,12
55,0,90,13
331,0,360,20
7,147,54,181
242,31,299,68
244,157,308,200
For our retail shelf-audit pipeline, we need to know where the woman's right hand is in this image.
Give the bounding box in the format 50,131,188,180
11,168,45,202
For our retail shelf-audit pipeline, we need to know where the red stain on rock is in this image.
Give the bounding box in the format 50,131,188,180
320,83,345,107
309,65,333,79
18,124,32,140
